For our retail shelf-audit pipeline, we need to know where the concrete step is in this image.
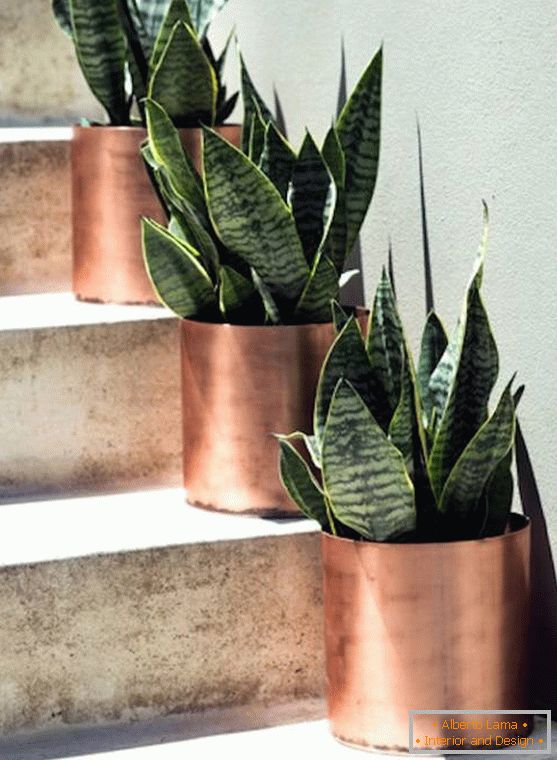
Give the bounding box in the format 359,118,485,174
1,715,553,760
0,488,322,742
0,129,72,296
0,293,181,499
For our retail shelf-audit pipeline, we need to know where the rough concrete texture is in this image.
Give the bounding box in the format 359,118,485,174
0,532,323,737
0,139,71,295
0,319,182,498
0,2,103,124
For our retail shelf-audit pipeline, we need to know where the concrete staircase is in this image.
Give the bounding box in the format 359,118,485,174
0,125,327,758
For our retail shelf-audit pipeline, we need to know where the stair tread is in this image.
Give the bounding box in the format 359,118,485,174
0,292,173,331
0,126,71,143
0,488,316,568
4,716,553,760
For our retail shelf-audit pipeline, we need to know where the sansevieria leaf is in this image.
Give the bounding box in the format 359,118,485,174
417,311,448,423
336,46,382,256
250,268,281,325
240,53,275,153
331,300,349,333
149,21,217,124
186,0,229,37
428,281,499,499
321,124,347,271
278,440,329,528
440,381,515,521
314,316,386,448
289,132,335,262
322,380,416,541
203,128,309,300
366,269,404,417
145,99,205,212
70,0,129,124
142,217,216,317
53,0,73,36
259,122,296,200
218,266,255,320
169,202,219,275
149,0,193,70
295,254,339,323
135,0,172,51
278,431,321,468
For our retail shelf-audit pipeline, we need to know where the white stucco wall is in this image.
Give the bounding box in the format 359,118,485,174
1,2,555,535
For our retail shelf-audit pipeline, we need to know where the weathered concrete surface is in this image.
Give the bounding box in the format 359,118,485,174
0,532,323,737
0,314,182,498
0,138,71,295
0,1,102,124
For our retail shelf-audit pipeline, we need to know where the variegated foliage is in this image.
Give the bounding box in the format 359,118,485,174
279,210,523,542
141,48,382,324
52,0,237,126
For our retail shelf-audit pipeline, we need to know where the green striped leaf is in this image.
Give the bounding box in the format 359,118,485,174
142,217,217,317
203,128,308,300
135,0,172,51
322,380,416,541
186,0,229,36
417,311,448,423
145,99,205,212
149,0,193,69
251,268,281,325
428,282,499,499
169,202,219,275
440,382,515,524
295,254,339,323
278,440,329,528
482,449,513,537
240,53,275,153
388,354,414,461
148,21,217,125
314,316,387,448
289,132,336,262
247,99,268,164
366,269,404,417
336,47,382,256
70,0,129,124
218,265,256,320
331,300,349,333
259,122,296,200
53,0,73,36
321,124,347,271
278,431,321,468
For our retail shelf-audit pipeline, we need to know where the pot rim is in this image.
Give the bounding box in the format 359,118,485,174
180,305,370,331
321,512,530,550
72,122,242,132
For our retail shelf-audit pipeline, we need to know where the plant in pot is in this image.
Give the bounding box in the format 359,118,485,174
52,0,240,304
141,48,383,515
278,209,531,751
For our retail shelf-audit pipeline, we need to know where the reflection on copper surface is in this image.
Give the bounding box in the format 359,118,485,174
71,124,241,305
180,311,368,516
321,515,531,752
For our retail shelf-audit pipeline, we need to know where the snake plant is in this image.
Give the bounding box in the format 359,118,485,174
52,0,237,126
141,47,382,324
279,206,523,542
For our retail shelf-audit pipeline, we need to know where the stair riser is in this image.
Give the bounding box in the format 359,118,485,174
0,140,71,296
0,533,323,736
0,319,181,498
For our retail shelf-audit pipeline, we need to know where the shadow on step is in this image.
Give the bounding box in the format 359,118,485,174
0,699,324,759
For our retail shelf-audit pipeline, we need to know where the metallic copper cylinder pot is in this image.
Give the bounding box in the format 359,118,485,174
180,312,368,516
322,514,531,753
71,124,242,305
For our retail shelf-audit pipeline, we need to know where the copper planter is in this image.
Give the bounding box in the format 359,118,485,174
322,514,531,753
180,312,368,516
71,124,241,305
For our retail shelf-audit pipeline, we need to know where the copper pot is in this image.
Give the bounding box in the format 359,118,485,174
71,124,242,305
180,311,368,517
322,514,531,752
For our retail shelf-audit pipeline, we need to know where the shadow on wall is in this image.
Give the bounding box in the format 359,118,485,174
516,423,557,712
